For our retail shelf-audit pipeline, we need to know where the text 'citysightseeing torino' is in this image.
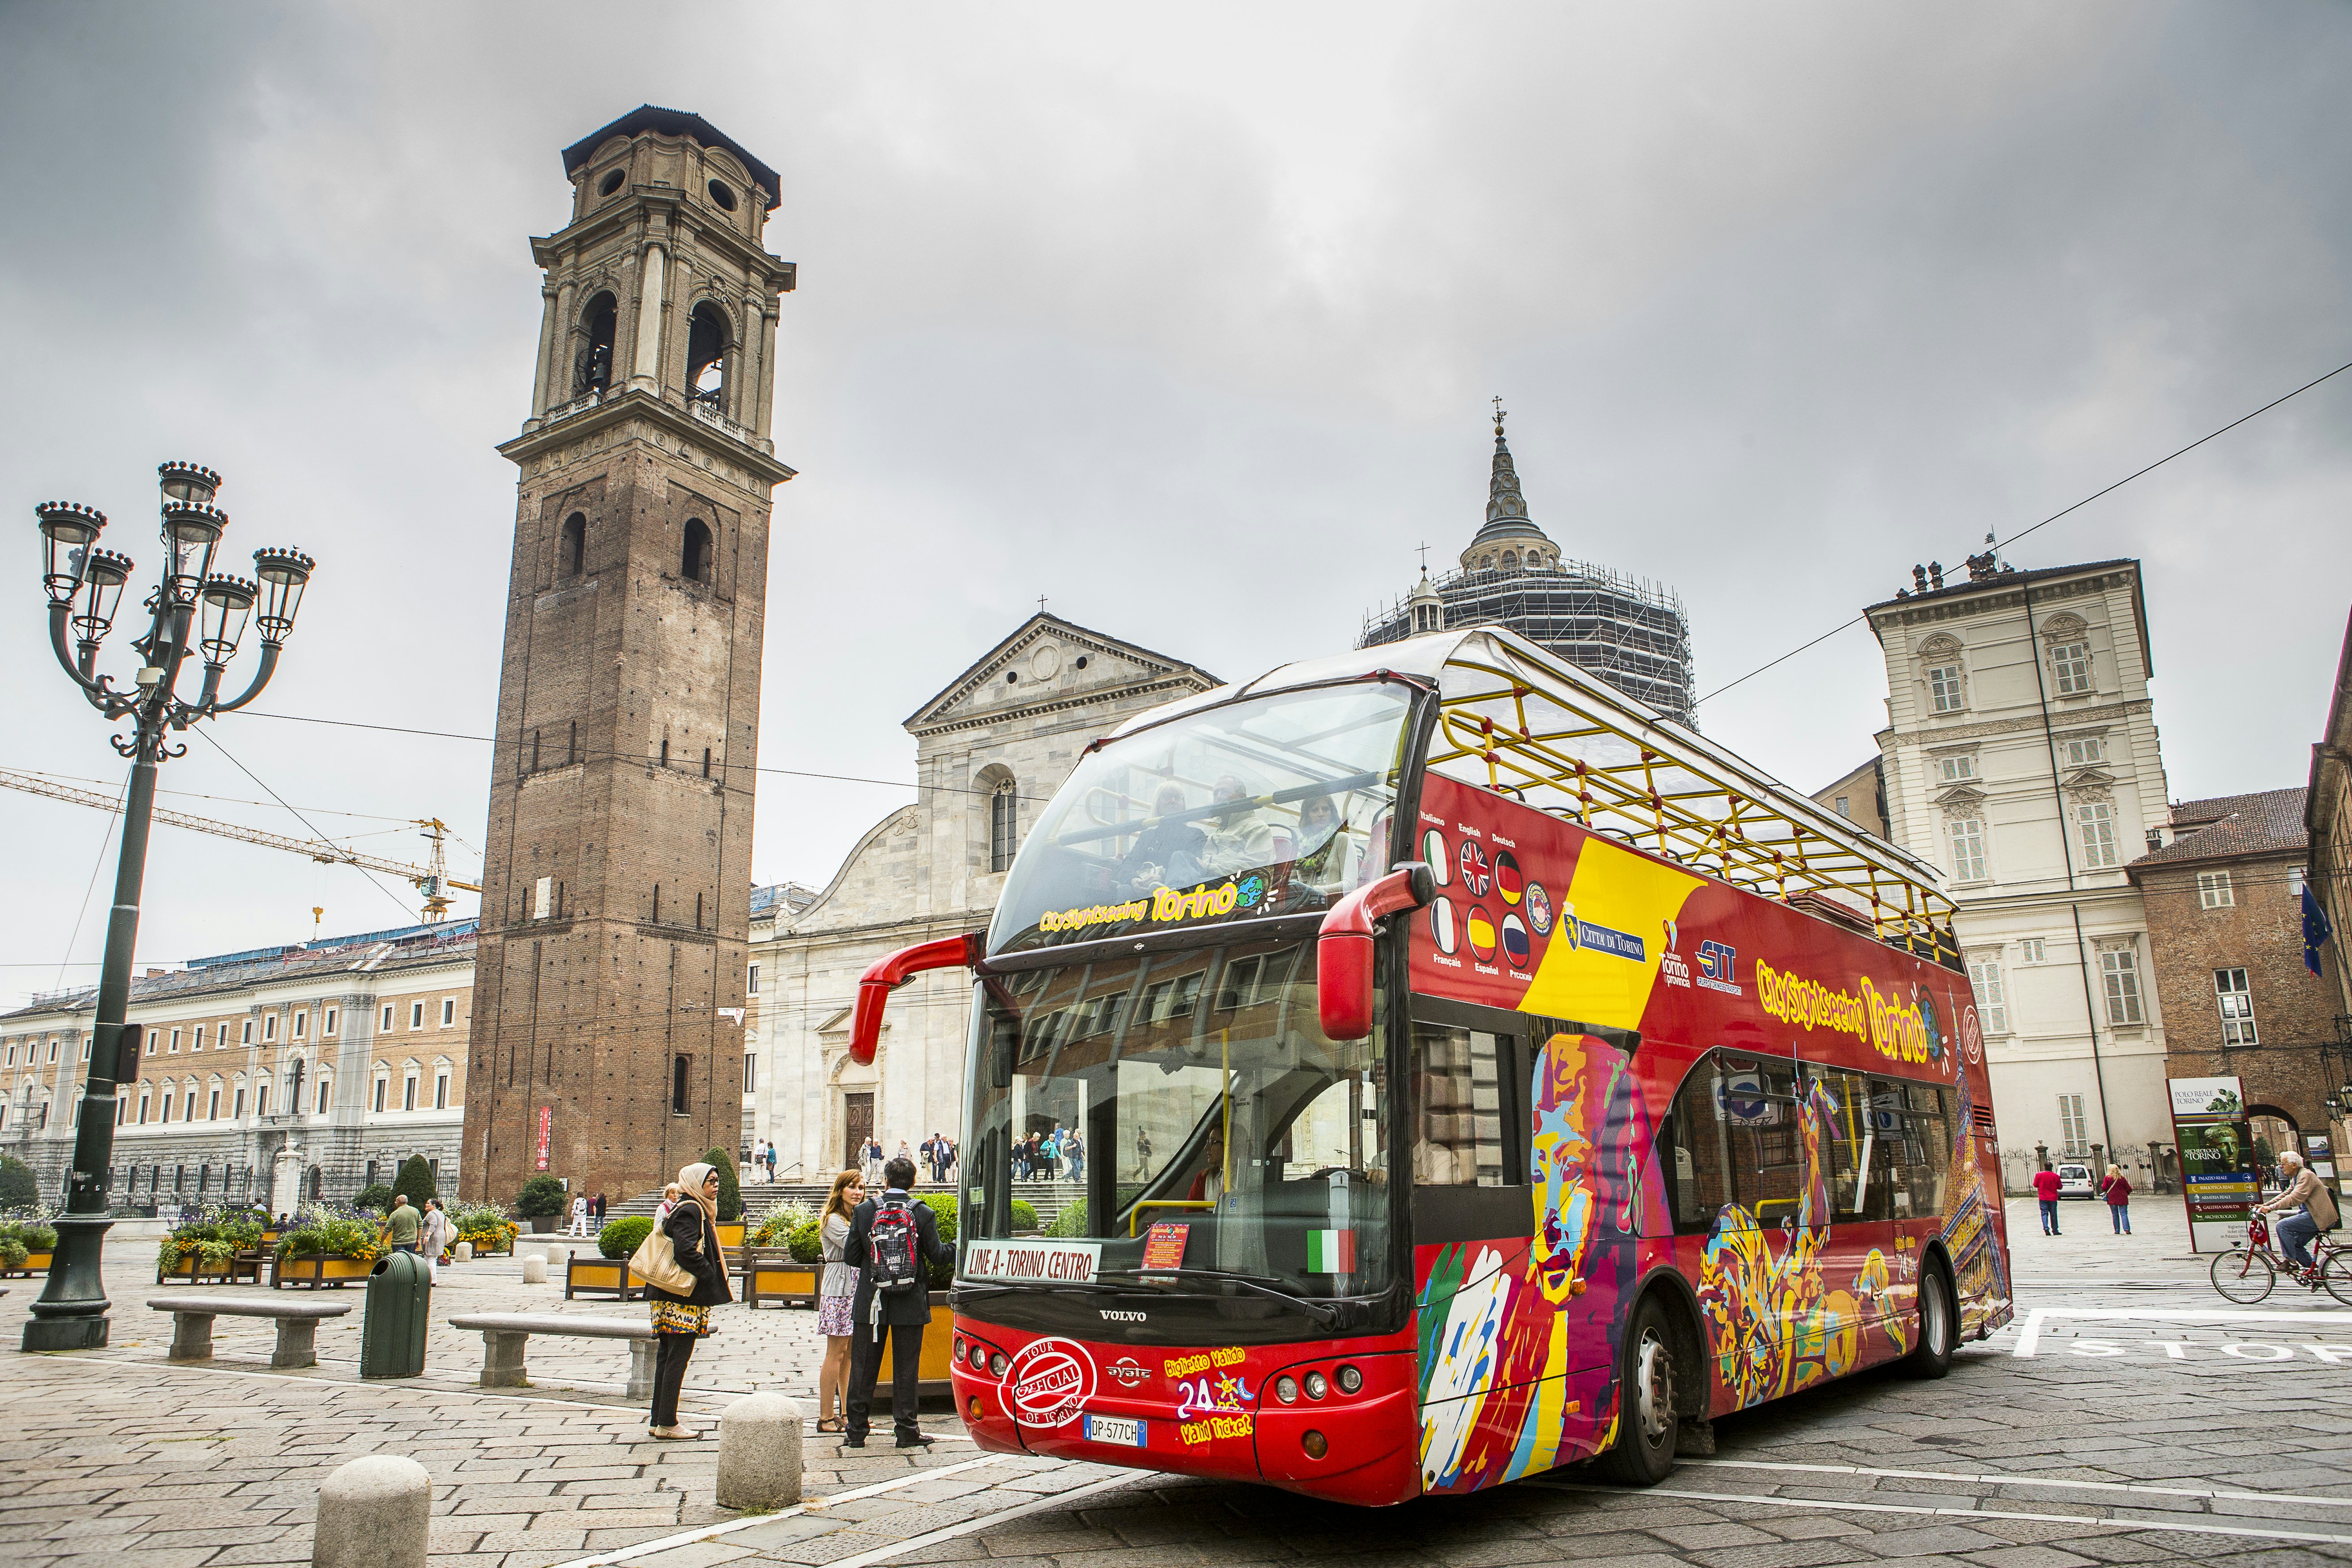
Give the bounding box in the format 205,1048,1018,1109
1753,959,1935,1064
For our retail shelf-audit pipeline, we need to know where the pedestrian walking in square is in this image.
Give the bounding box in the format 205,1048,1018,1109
2098,1164,2133,1234
2032,1163,2063,1235
647,1162,732,1439
844,1156,951,1449
569,1193,591,1237
420,1198,451,1281
380,1194,422,1254
814,1167,865,1433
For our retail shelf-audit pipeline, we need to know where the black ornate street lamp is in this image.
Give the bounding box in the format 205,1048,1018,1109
23,463,312,1351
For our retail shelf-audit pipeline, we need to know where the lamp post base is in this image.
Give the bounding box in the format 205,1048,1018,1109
22,1314,111,1352
20,1214,115,1353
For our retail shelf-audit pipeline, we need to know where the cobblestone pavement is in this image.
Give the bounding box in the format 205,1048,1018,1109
6,1196,2352,1567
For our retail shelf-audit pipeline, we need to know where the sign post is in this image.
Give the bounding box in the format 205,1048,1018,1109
2167,1075,2256,1253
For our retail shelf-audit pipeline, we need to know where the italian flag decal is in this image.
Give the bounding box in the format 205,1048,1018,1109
1305,1229,1355,1271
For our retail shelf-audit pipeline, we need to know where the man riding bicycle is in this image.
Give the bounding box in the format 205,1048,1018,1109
2255,1149,2341,1286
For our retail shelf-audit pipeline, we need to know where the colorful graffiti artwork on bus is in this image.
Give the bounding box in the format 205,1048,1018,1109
1414,1032,1663,1494
1696,1074,1869,1409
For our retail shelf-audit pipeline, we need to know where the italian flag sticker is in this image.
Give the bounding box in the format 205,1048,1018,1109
1305,1229,1355,1271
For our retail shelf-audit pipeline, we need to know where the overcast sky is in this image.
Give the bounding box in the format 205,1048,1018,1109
3,3,2348,1006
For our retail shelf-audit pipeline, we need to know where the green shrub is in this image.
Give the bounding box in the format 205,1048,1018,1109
703,1147,743,1221
0,1156,39,1209
393,1155,437,1207
921,1193,959,1286
787,1215,823,1265
0,1220,53,1255
0,1237,26,1271
354,1184,394,1214
1045,1199,1089,1238
753,1202,813,1248
514,1175,568,1218
598,1215,653,1259
1011,1198,1039,1232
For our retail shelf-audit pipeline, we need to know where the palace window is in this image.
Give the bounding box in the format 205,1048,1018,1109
208,1088,220,1121
410,1002,425,1030
323,1007,336,1036
403,1072,419,1112
2100,945,2144,1026
255,1082,268,1117
316,1074,332,1115
441,998,456,1028
183,1088,198,1122
2216,968,2258,1047
2052,641,2093,696
263,1013,276,1042
293,1010,307,1040
747,963,760,996
169,1028,181,1053
434,1071,449,1110
2058,1093,2089,1157
2063,736,2106,767
1967,957,2009,1034
1946,817,1988,882
2198,871,2234,909
373,1076,388,1113
138,1094,150,1125
233,1087,245,1119
242,1020,255,1045
1833,796,1850,817
743,1052,758,1093
1927,664,1964,713
381,1004,394,1032
1937,755,1976,783
2076,801,2119,869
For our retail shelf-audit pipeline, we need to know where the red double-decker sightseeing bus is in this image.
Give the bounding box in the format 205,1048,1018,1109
851,627,2011,1505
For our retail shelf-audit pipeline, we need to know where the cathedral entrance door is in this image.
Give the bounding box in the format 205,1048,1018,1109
844,1093,874,1170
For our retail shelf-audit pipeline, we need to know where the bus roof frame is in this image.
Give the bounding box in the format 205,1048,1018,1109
1110,626,1956,955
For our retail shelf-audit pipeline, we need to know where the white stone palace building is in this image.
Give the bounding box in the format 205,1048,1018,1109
1,921,474,1211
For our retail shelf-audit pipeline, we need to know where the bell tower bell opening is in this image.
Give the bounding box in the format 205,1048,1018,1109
577,293,617,398
686,304,729,412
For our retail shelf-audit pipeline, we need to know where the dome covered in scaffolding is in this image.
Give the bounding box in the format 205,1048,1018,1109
1360,409,1696,723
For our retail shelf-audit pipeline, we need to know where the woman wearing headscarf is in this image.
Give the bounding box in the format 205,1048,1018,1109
647,1161,733,1439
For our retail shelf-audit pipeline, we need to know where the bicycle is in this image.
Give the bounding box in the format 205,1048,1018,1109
2209,1213,2352,1305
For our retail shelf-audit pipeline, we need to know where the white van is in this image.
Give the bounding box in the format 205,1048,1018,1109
2056,1162,2095,1199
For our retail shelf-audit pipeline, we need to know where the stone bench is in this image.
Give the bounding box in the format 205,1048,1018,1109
149,1294,352,1368
448,1312,654,1400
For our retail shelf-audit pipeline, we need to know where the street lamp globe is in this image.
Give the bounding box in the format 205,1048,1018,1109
156,461,222,508
161,503,227,600
73,549,136,643
197,573,258,667
35,502,107,604
251,548,315,644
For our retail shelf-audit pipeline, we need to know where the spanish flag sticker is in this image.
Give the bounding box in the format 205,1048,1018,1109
1466,906,1497,962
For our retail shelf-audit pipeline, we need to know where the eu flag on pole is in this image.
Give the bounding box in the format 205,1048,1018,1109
2306,884,2333,978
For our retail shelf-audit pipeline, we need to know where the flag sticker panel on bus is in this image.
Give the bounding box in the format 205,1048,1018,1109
1305,1229,1355,1271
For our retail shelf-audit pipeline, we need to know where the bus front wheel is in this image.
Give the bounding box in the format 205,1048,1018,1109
1902,1264,1957,1379
1597,1296,1681,1486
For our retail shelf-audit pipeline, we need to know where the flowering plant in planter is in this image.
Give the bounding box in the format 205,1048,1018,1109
158,1206,266,1273
450,1202,517,1252
273,1204,381,1263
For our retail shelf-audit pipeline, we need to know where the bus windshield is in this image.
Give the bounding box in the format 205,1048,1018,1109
988,682,1415,955
965,937,1393,1302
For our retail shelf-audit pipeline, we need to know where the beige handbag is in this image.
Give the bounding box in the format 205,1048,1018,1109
628,1214,697,1295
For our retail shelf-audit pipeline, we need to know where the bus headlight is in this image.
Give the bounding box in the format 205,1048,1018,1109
1335,1364,1362,1395
1303,1371,1329,1400
988,1351,1008,1377
969,1343,988,1371
1274,1375,1299,1404
954,1334,966,1360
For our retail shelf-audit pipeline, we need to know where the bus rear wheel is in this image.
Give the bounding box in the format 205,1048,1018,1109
1597,1295,1681,1486
1902,1263,1957,1379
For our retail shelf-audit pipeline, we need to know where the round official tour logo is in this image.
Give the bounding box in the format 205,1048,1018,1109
1525,882,1553,936
1006,1337,1095,1429
1960,1005,1983,1066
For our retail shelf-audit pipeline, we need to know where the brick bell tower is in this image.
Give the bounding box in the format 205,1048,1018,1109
463,107,795,1205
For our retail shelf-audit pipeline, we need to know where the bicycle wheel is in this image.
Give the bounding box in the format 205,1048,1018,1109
2211,1246,2275,1303
2321,1251,2352,1309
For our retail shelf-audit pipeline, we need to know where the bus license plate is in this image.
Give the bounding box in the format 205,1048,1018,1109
1082,1412,1146,1448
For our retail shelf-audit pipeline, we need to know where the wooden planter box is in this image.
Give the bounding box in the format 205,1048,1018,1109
714,1220,747,1250
273,1253,373,1289
459,1238,513,1257
0,1249,51,1279
739,1247,819,1308
564,1253,643,1301
156,1253,241,1285
872,1291,957,1395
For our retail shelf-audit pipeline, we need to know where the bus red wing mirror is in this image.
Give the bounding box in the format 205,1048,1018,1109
1317,862,1435,1041
849,932,983,1065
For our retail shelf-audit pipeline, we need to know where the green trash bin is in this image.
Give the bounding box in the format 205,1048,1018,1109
360,1249,431,1379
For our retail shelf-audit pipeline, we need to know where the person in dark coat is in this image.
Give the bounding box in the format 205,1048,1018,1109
843,1155,953,1448
646,1161,733,1439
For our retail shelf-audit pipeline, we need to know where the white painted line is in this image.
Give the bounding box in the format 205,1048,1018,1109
1688,1458,2352,1510
2011,1305,2352,1357
815,1469,1143,1568
1532,1482,2352,1548
551,1455,1005,1568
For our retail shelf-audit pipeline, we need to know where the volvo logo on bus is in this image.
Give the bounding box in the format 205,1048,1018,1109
1006,1337,1096,1428
1098,1309,1148,1322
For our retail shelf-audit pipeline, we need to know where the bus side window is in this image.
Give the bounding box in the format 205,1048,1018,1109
1886,1080,1951,1218
1665,1052,1738,1233
1411,1023,1513,1187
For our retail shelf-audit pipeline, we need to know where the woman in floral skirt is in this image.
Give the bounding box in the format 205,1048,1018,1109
647,1162,732,1439
814,1167,865,1433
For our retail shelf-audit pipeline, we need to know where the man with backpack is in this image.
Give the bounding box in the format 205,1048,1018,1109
843,1156,953,1448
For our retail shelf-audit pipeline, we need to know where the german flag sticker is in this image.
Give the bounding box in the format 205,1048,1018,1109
1495,850,1524,906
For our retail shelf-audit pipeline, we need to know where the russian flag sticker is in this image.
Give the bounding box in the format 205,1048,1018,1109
1502,913,1532,967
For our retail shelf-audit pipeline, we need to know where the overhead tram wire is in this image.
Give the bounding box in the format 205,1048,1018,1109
1692,356,2352,710
194,728,421,925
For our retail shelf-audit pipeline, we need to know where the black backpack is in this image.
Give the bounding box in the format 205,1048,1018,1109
866,1196,922,1295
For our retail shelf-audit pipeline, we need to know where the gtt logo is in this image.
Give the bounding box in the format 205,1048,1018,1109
1696,940,1735,983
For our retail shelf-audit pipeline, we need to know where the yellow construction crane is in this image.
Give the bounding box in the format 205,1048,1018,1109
0,768,482,924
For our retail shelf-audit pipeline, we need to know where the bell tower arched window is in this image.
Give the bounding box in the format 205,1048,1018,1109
559,513,585,578
681,518,713,583
575,293,617,397
687,303,730,411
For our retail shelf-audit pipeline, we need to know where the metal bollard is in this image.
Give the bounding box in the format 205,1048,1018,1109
716,1391,804,1510
314,1453,429,1568
521,1255,548,1284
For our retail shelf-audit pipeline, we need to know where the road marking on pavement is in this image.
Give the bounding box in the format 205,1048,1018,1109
2012,1306,2352,1357
1533,1482,2352,1548
814,1469,1143,1568
1688,1458,2352,1510
552,1455,1006,1568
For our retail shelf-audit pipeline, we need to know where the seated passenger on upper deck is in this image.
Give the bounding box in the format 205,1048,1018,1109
1196,775,1276,878
1289,793,1356,894
1118,784,1206,894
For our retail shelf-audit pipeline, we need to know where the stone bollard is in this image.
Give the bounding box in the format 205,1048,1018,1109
521,1255,548,1284
314,1453,429,1568
717,1392,804,1510
454,1241,473,1263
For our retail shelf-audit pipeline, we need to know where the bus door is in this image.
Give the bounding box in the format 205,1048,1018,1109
1802,1066,1894,1356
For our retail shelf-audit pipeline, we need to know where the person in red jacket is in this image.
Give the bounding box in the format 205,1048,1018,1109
2032,1163,2064,1235
2098,1163,2133,1234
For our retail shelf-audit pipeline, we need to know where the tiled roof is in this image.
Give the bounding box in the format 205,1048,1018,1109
0,921,477,1022
2131,786,2308,868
